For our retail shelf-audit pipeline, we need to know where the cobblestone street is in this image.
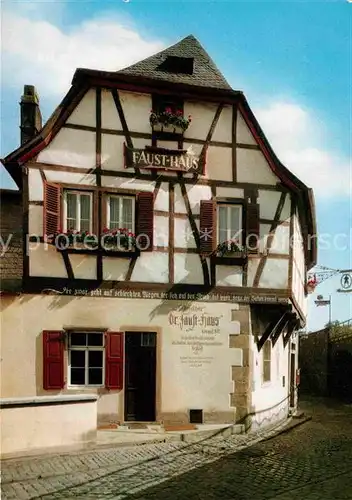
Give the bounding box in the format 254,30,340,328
1,397,351,500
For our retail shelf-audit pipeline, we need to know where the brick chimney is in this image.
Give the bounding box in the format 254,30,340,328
20,85,42,145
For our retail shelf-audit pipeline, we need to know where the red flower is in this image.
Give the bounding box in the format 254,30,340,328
165,107,172,114
103,227,109,233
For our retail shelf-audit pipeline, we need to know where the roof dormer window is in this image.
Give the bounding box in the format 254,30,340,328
157,56,194,75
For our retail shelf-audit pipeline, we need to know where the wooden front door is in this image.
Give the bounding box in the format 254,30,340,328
124,332,157,422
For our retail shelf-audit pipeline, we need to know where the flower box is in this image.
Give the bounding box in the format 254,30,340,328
53,229,139,256
150,108,191,134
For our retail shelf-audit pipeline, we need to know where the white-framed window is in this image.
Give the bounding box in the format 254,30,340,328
217,204,243,246
107,195,135,232
64,191,93,232
262,340,272,383
68,332,105,387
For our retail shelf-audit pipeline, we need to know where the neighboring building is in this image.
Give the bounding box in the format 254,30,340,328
300,321,352,401
0,35,316,430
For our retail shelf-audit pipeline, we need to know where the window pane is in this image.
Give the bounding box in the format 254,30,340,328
70,333,87,346
71,368,85,385
218,206,227,232
230,206,241,241
88,350,103,368
70,350,85,368
218,206,227,243
122,198,133,231
89,368,103,385
80,195,91,232
109,197,120,229
88,333,104,346
263,362,271,382
66,193,77,230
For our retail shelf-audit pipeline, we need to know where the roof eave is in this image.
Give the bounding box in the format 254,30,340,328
72,68,242,99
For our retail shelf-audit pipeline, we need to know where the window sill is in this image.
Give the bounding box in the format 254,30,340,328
150,128,184,141
57,247,140,258
214,253,247,266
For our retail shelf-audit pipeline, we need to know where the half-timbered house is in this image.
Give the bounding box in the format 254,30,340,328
1,35,317,431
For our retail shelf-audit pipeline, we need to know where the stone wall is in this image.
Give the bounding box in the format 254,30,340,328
0,189,23,291
299,330,329,396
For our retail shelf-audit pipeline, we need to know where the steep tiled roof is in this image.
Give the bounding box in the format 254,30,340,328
117,35,232,91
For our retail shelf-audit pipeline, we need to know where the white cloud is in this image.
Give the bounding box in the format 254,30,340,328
1,8,165,97
254,102,350,199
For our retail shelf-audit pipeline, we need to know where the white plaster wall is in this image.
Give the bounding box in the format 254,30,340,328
292,214,307,315
216,187,244,198
212,105,232,143
37,129,96,168
101,176,154,192
237,149,278,185
259,258,289,289
247,258,260,288
29,205,43,236
66,89,96,127
174,218,198,249
130,252,169,283
119,91,152,135
103,257,130,281
216,266,242,287
44,171,96,186
174,254,203,284
69,255,97,280
258,190,291,221
270,224,290,255
174,184,212,214
258,190,281,219
281,195,291,221
101,135,125,171
236,112,257,145
0,400,97,456
183,101,218,141
28,169,44,201
250,334,289,428
206,146,232,181
101,89,122,130
154,183,169,212
154,216,169,248
0,295,247,422
29,243,67,278
259,224,272,252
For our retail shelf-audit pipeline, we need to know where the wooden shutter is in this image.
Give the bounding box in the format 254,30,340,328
246,203,260,253
136,192,154,252
105,332,124,390
43,330,64,390
199,199,217,255
43,181,61,238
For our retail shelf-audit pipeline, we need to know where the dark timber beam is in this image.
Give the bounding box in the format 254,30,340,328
283,317,300,347
271,312,291,347
257,313,286,352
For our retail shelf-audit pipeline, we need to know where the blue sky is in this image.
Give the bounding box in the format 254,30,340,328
1,0,351,329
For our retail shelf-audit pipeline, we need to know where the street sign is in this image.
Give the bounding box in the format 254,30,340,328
341,273,352,290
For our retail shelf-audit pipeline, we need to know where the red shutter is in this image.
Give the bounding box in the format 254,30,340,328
246,203,260,253
43,330,64,390
136,192,154,252
199,200,217,255
43,181,61,238
105,332,124,390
